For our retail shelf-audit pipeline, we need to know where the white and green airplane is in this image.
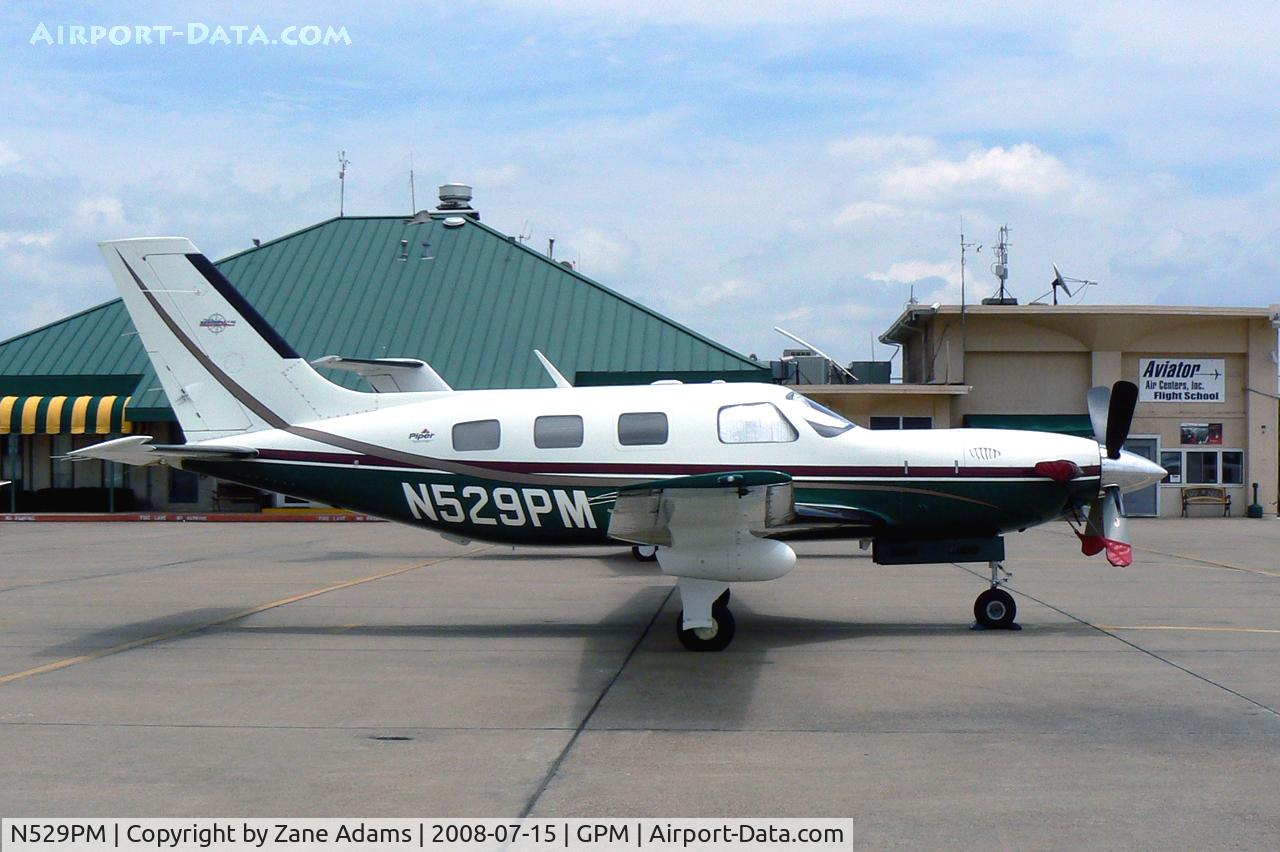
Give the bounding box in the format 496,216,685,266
73,238,1166,650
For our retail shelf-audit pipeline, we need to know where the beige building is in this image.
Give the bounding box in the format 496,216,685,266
854,304,1280,519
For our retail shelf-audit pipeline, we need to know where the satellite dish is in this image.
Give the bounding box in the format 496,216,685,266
1050,263,1074,304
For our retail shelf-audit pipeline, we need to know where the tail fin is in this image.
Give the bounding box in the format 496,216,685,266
101,237,374,440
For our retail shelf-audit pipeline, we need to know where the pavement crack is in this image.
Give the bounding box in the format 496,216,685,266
954,563,1280,719
519,586,674,818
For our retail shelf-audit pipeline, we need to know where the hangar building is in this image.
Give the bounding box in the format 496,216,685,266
0,190,765,513
871,303,1279,519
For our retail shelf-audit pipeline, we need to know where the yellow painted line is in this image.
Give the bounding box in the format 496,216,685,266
1100,625,1280,635
0,546,490,687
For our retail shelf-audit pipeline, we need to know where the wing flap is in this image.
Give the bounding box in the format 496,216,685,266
608,470,794,546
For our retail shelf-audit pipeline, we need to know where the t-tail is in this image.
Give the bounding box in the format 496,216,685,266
101,237,380,441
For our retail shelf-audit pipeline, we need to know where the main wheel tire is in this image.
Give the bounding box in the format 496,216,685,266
631,544,658,562
974,588,1017,629
676,603,736,652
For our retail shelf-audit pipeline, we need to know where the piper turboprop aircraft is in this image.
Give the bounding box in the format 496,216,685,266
72,238,1166,651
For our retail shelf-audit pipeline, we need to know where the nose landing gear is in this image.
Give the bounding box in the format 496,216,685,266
973,561,1019,629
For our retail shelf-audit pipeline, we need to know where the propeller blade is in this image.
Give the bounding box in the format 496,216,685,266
1086,385,1110,446
1101,486,1132,566
1104,380,1138,459
1076,486,1133,566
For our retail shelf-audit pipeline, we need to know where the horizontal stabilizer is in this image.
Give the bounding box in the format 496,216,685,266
67,435,257,467
312,355,452,392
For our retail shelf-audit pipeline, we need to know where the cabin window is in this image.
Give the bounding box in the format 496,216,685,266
452,419,501,451
535,415,584,449
618,412,668,446
785,391,856,438
718,403,798,444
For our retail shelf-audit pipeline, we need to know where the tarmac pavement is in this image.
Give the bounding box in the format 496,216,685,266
0,518,1277,846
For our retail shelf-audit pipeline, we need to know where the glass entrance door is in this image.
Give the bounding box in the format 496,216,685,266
1124,437,1159,516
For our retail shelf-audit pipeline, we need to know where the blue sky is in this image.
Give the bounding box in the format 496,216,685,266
2,1,1279,367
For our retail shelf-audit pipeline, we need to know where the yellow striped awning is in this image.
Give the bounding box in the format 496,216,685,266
0,395,133,435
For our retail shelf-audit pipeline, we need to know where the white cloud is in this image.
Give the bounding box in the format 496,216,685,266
867,260,958,287
880,143,1076,204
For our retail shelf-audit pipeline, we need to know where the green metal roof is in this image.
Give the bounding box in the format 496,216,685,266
0,215,765,420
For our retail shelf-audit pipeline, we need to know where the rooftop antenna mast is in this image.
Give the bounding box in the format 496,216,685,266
959,218,982,381
983,224,1016,305
338,150,350,217
408,152,416,213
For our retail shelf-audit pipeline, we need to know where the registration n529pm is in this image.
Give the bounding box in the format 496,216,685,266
402,482,598,529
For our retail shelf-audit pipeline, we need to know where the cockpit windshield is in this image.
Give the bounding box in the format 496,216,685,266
785,391,857,437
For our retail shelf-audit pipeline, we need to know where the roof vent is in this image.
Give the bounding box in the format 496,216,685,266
435,183,479,220
442,216,467,228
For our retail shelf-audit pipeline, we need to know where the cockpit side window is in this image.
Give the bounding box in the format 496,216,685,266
718,402,799,444
785,391,857,437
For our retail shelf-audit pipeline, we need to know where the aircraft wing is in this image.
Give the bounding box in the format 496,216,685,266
607,470,795,546
67,435,258,467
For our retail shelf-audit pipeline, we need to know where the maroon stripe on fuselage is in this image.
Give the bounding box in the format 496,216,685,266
254,448,1101,480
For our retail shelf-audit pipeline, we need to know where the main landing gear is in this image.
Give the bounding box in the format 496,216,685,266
973,560,1018,630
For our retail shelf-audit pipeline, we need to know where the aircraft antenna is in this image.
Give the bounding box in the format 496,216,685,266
337,150,350,217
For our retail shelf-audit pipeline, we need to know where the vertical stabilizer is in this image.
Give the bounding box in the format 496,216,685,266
100,237,376,440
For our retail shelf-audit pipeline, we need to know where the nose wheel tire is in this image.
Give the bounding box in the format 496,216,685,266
974,588,1017,629
631,545,658,562
676,602,736,652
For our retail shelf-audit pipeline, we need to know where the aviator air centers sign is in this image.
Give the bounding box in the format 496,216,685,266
1138,358,1225,403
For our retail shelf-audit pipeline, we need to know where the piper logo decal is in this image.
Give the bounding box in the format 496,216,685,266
408,428,435,442
402,482,597,529
199,314,236,333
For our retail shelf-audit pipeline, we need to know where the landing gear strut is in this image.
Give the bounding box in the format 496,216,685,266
973,561,1018,629
677,590,734,652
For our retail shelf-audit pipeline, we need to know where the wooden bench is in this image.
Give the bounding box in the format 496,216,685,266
1181,486,1231,517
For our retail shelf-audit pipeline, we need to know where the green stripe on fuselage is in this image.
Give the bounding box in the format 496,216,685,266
184,459,1096,546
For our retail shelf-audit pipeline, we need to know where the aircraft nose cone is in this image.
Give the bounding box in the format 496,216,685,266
1102,450,1168,493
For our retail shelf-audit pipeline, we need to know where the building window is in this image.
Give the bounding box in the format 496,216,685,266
453,419,500,451
718,403,798,444
168,468,200,503
534,415,583,449
618,412,668,446
52,435,73,487
1185,451,1219,484
870,416,933,430
1222,451,1244,485
1161,449,1244,486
